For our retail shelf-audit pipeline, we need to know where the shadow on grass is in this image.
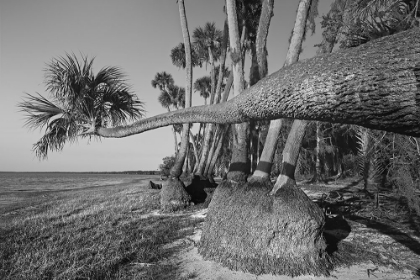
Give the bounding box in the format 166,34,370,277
346,214,420,256
313,183,420,273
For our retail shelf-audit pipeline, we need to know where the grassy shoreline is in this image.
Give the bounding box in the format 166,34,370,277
0,179,203,279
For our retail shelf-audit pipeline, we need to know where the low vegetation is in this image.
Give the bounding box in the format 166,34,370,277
0,181,204,280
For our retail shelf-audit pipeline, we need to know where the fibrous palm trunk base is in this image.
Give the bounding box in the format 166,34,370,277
160,177,191,212
199,179,331,276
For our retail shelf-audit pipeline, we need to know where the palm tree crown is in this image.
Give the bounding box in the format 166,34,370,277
18,53,144,159
170,42,202,69
192,22,223,64
193,76,211,105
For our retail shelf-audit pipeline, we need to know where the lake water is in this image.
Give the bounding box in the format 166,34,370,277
0,172,153,192
0,172,158,213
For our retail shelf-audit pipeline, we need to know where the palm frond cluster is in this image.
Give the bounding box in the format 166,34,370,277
321,0,420,48
19,53,144,159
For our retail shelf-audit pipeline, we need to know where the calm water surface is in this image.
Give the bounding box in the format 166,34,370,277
0,172,153,192
0,172,157,213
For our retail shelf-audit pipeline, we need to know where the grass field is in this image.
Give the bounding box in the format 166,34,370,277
1,176,419,279
0,177,204,280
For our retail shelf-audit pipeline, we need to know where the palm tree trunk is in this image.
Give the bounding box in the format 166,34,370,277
253,0,309,180
92,28,420,139
160,0,193,212
202,20,230,177
208,48,217,105
225,0,248,183
170,0,193,178
312,121,323,182
359,127,372,190
172,126,179,155
189,131,199,165
207,125,230,179
256,0,274,79
204,126,220,176
272,0,349,191
215,20,229,104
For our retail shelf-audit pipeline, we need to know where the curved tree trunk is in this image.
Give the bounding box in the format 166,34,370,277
91,28,420,138
161,0,193,212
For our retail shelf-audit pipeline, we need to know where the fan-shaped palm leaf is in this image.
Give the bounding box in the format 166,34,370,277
19,54,144,159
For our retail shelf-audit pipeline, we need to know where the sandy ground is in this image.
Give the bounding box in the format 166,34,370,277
171,208,418,280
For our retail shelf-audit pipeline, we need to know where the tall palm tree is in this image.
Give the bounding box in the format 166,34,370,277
192,23,224,177
159,0,194,212
152,72,185,154
18,54,144,159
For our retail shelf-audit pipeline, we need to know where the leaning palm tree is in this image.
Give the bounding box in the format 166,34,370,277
79,25,420,277
18,54,144,159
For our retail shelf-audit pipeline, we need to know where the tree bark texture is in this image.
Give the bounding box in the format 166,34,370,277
256,0,274,79
93,28,420,138
313,121,324,182
215,20,229,104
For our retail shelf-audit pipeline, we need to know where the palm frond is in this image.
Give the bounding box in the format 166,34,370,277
32,117,80,159
101,88,144,125
18,93,66,130
158,92,172,110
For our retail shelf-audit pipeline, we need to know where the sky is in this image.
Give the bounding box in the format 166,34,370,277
0,0,333,172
